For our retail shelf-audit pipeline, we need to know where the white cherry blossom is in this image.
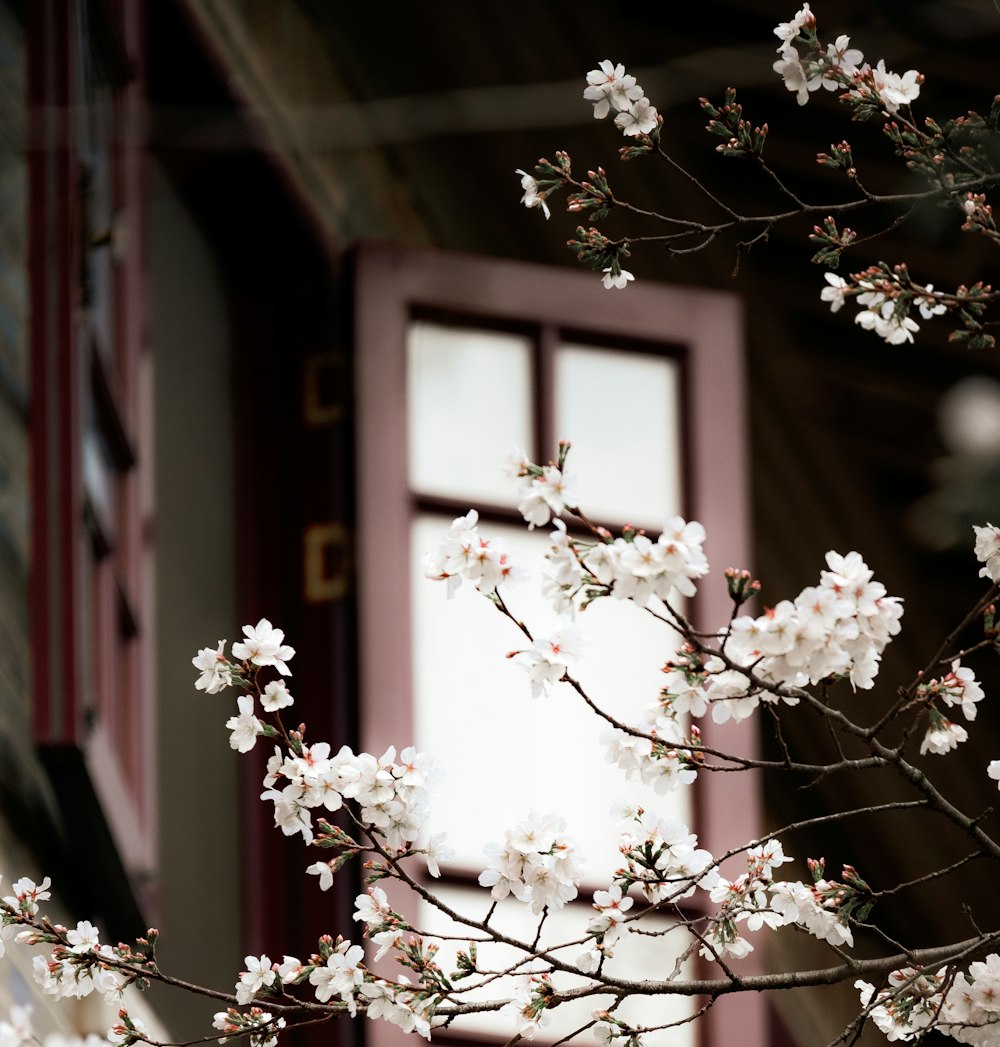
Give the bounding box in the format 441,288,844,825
773,4,813,49
601,267,634,289
261,680,293,711
614,98,658,136
232,619,295,676
870,60,921,112
920,717,968,755
226,694,262,753
236,955,276,1005
974,524,1000,581
515,169,550,219
517,620,584,698
193,639,232,693
820,272,849,312
583,60,643,119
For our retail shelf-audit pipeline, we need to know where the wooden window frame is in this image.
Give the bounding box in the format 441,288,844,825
29,0,155,929
355,243,763,1046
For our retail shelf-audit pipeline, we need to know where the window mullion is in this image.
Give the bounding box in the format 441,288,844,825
537,322,558,462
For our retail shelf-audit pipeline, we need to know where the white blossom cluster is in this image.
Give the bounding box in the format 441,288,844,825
705,844,868,961
192,618,294,696
724,549,904,693
601,725,698,794
214,1006,285,1047
0,878,141,1009
542,520,581,613
515,618,585,699
423,508,522,596
583,60,658,138
575,885,634,973
354,979,436,1039
231,944,437,1040
478,811,584,914
592,1011,643,1047
235,955,278,1005
352,885,407,962
583,518,709,602
768,877,856,949
307,942,366,1010
822,272,947,347
856,954,1000,1045
506,447,578,529
262,741,442,857
615,807,716,906
30,928,129,1002
918,660,984,756
604,548,904,758
702,838,795,960
975,524,1000,582
541,515,710,611
773,5,920,112
499,974,553,1041
0,879,131,1003
195,624,445,863
602,659,706,793
853,284,924,345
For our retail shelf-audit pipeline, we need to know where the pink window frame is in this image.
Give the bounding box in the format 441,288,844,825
29,0,156,913
354,242,763,1047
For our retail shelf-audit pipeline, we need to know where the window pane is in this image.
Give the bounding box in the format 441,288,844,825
407,322,533,504
417,884,695,1047
411,514,691,878
555,346,681,525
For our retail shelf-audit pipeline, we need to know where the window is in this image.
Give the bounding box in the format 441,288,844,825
29,1,154,930
407,319,689,863
355,244,761,1046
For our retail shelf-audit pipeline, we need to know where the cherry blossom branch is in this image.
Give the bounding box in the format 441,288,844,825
522,15,1000,348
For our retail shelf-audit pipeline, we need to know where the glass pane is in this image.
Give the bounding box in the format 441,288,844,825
407,321,533,504
411,514,691,878
555,345,681,525
417,884,695,1047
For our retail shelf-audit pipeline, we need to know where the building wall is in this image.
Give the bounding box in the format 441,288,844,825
0,0,31,766
148,164,243,1038
0,3,167,1037
0,4,239,1039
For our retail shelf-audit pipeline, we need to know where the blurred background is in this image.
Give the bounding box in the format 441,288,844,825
2,2,1000,1046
